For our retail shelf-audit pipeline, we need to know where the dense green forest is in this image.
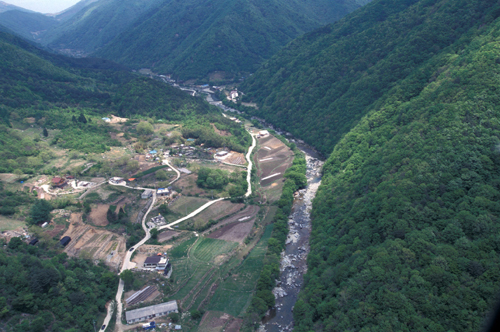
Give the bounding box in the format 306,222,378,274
241,0,500,156
94,0,366,81
239,0,500,330
42,0,164,55
0,10,58,41
0,239,118,331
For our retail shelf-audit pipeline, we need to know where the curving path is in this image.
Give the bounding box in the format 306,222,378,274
162,158,181,184
102,136,254,331
245,133,257,197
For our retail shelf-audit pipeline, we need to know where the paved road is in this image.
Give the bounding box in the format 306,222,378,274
158,197,226,231
245,133,257,197
162,158,181,184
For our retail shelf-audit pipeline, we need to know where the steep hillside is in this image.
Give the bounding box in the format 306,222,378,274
0,10,58,41
241,0,500,156
238,0,500,330
50,0,100,22
95,0,365,81
42,0,164,55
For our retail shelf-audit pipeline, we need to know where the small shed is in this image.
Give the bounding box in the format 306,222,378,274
29,238,39,246
59,236,71,247
142,190,153,199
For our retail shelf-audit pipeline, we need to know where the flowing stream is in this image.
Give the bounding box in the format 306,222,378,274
260,144,324,332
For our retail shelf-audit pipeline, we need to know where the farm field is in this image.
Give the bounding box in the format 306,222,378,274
168,196,211,220
254,135,294,202
197,311,242,332
206,224,273,317
188,201,244,230
167,236,239,312
61,213,126,270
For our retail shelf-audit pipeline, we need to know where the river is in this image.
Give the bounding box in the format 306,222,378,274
259,145,323,332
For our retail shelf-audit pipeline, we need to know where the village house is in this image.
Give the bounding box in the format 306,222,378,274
141,189,153,199
51,177,67,188
144,254,169,270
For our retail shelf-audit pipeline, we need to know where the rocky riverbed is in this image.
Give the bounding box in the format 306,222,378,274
260,153,323,332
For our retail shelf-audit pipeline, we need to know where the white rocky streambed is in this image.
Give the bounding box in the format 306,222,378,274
261,154,324,332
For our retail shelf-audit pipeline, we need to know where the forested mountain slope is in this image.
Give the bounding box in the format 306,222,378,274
42,0,164,55
95,0,366,81
0,29,212,123
0,10,58,41
241,0,500,156
238,0,500,330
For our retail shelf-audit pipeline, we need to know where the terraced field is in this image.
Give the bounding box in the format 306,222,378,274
206,224,273,316
167,236,238,311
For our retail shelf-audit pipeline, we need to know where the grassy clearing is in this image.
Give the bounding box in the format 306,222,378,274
206,224,273,316
0,216,25,231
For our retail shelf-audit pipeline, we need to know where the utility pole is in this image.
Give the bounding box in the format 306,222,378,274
93,320,96,332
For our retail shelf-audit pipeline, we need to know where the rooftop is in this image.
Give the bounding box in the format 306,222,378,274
125,301,178,321
144,256,162,265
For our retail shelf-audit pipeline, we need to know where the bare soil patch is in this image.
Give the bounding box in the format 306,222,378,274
109,115,128,123
44,224,66,238
191,201,244,228
225,152,246,165
207,221,254,243
225,318,243,332
199,311,234,332
158,230,180,242
203,205,260,235
88,204,110,226
62,213,126,269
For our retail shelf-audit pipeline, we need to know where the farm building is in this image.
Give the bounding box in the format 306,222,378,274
51,177,67,188
125,300,178,324
216,151,229,157
59,236,71,247
258,130,270,137
157,188,170,196
142,190,153,199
